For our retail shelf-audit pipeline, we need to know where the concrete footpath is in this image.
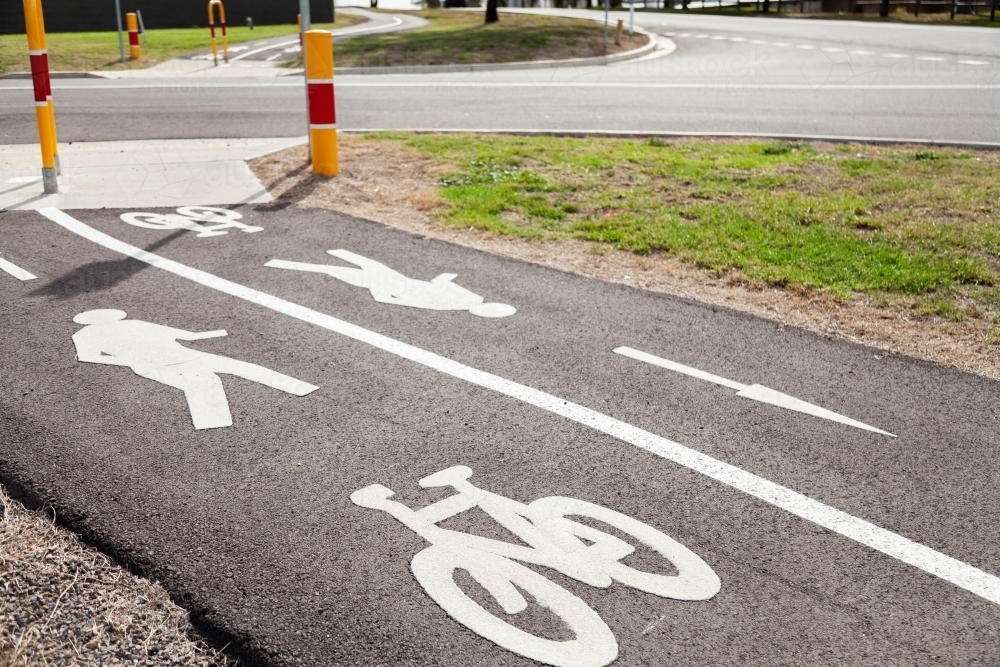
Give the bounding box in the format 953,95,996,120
0,138,305,211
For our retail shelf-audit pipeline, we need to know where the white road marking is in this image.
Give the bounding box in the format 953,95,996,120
71,308,318,430
711,35,727,40
0,253,36,281
882,53,909,59
750,39,767,44
120,206,262,238
40,208,1000,608
265,53,283,62
694,34,709,38
958,59,989,65
353,464,719,666
851,50,875,55
7,176,42,184
678,32,692,37
773,42,790,47
614,346,895,437
919,56,945,61
796,44,815,50
265,249,516,317
729,37,746,42
821,47,844,53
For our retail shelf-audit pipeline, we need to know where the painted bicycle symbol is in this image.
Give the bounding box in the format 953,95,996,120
120,206,263,238
351,466,720,667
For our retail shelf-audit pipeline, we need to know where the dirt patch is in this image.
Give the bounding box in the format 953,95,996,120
0,486,227,667
248,138,1000,382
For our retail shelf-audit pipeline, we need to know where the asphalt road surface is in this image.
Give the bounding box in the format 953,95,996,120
1,204,998,666
0,10,997,145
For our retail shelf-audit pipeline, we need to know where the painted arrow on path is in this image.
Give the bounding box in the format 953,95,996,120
614,346,896,437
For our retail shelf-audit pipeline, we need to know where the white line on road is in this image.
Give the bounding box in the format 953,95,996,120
0,253,36,281
613,346,896,437
5,82,993,92
958,59,990,65
39,207,1000,608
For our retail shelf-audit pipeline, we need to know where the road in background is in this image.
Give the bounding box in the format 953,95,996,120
0,10,997,145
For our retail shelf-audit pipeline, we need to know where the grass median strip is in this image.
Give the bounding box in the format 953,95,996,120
324,10,646,68
369,133,1000,329
0,17,360,74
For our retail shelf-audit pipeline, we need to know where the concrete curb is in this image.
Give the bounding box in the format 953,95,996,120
282,27,657,77
334,128,1000,152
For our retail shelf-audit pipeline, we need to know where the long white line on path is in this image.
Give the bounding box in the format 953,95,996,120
614,346,896,437
39,207,1000,608
0,253,36,281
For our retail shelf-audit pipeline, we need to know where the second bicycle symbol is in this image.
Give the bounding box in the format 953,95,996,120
351,465,721,667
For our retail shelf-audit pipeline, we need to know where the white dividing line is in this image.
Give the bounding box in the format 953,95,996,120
958,59,990,65
613,347,895,437
821,47,844,53
882,53,909,59
795,44,815,50
851,50,875,55
38,207,1000,609
919,56,945,61
0,253,37,281
229,39,299,62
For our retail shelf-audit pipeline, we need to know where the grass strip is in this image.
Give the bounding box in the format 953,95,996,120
328,10,647,68
370,132,1000,331
0,17,361,74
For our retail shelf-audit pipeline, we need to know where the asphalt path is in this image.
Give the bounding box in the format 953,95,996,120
1,10,998,145
1,204,998,666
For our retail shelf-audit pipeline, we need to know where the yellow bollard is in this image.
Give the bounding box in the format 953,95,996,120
208,0,228,65
35,0,59,176
126,12,140,60
23,0,57,193
303,30,338,176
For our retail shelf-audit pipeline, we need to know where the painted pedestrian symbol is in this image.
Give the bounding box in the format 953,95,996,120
72,310,318,430
352,465,720,667
266,249,516,318
120,206,263,238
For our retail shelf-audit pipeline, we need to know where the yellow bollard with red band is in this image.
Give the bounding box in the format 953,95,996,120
126,12,140,60
208,0,228,65
23,0,58,193
303,30,338,176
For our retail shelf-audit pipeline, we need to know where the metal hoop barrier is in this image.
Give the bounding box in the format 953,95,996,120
303,30,339,177
22,0,58,193
126,12,140,59
208,0,228,65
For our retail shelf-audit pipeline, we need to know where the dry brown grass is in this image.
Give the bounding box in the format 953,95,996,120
249,136,1000,382
0,486,227,667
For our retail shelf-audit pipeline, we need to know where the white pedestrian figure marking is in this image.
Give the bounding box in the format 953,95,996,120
120,206,263,238
72,310,318,430
0,253,36,281
352,465,720,667
266,250,516,318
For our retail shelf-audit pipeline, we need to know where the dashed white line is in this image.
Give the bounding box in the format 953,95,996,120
882,53,909,59
850,50,874,55
729,37,746,42
711,35,727,40
773,42,790,47
919,56,945,61
821,47,844,53
796,44,815,50
694,34,709,38
41,207,1000,610
958,59,989,65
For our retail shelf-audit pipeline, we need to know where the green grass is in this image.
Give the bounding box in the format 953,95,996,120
373,133,1000,319
0,17,361,74
328,10,646,68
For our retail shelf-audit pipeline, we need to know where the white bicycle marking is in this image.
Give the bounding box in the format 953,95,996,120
120,206,263,238
352,465,719,667
72,309,318,430
0,253,36,281
266,249,516,318
614,346,895,437
41,209,1000,609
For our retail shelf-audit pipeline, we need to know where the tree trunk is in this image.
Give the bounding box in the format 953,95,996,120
486,0,499,22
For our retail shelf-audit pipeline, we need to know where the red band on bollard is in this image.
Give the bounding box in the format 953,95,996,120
209,23,216,38
220,21,227,36
307,83,336,126
29,52,50,104
129,31,139,47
